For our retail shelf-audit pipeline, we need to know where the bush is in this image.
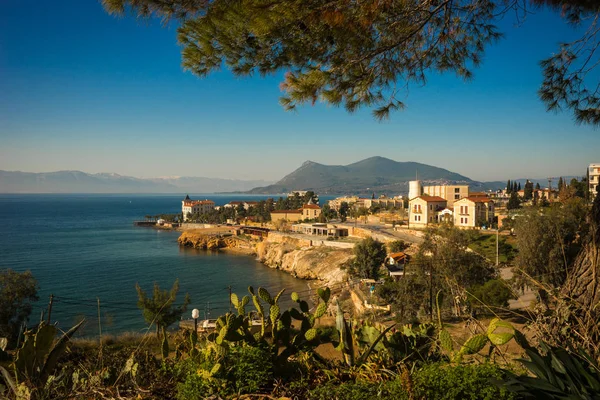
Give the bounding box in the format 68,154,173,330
412,363,516,400
388,240,409,253
468,279,514,310
309,380,404,400
176,344,274,399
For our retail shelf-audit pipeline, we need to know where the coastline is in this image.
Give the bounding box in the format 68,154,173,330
177,228,352,285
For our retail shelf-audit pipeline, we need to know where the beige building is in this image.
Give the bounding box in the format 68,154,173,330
224,201,261,210
358,196,404,210
453,197,494,228
301,204,321,219
182,195,215,221
291,223,348,237
328,196,359,211
270,210,302,222
590,163,600,198
515,189,559,203
423,184,469,208
409,195,447,228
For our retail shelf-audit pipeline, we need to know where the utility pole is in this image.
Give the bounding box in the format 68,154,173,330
47,294,54,324
496,228,499,267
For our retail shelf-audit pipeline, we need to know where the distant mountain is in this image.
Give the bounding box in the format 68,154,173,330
245,157,474,195
0,170,274,193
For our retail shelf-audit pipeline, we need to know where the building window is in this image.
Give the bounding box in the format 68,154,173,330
465,218,468,224
455,188,460,193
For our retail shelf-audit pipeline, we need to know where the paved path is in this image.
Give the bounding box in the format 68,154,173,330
500,266,537,310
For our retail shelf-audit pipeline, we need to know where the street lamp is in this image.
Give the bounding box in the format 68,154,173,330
192,308,200,332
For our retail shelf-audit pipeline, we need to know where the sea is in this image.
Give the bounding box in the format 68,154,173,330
0,194,332,336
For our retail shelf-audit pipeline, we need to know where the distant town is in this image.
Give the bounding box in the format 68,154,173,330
167,163,600,233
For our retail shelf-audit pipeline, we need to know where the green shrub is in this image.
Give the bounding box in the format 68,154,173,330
468,279,514,310
227,344,273,394
308,381,389,400
412,363,516,400
176,344,273,399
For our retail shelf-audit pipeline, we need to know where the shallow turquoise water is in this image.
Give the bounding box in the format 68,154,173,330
0,194,320,335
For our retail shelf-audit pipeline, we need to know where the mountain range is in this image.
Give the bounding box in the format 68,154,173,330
246,157,480,195
0,157,579,194
0,170,273,194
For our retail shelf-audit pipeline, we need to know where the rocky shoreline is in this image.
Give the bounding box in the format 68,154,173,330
177,230,352,285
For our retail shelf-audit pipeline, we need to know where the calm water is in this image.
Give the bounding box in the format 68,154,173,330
0,194,328,335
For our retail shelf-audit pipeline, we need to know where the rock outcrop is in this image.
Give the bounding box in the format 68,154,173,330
178,231,250,251
178,230,354,285
255,240,353,285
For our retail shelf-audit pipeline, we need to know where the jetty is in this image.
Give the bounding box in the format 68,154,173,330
133,221,157,227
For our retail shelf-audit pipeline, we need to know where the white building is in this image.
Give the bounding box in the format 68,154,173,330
453,197,494,228
182,195,215,221
590,163,600,198
408,195,448,227
408,180,423,200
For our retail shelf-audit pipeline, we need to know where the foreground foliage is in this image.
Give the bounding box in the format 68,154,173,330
2,280,600,399
0,269,39,346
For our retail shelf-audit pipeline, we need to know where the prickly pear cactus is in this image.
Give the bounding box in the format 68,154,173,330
317,287,331,303
231,293,239,308
439,329,453,353
314,302,327,319
274,289,285,303
304,328,317,341
258,287,273,305
269,305,280,327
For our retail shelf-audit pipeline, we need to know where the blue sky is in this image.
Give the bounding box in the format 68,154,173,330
0,0,598,182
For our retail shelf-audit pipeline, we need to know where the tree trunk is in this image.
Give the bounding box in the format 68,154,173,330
562,241,600,311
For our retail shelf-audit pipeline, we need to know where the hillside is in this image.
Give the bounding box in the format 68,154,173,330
246,156,474,195
0,170,273,193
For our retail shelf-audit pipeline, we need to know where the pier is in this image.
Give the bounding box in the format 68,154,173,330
133,221,157,227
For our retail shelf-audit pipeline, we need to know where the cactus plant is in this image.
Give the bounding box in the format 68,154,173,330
216,285,332,367
334,302,398,366
0,319,84,397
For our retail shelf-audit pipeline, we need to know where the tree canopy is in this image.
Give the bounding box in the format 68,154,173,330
0,269,39,345
348,237,387,279
136,279,191,336
512,198,588,296
103,0,600,123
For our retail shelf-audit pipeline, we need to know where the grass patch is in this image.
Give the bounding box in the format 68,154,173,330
468,233,517,265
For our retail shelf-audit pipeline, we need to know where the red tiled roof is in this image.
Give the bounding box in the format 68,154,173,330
302,204,321,209
183,199,215,206
469,192,488,197
389,252,407,259
416,195,447,202
271,210,302,214
463,197,492,203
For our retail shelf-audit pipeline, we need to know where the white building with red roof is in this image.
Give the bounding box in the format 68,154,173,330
408,195,448,228
453,196,494,228
182,195,215,221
